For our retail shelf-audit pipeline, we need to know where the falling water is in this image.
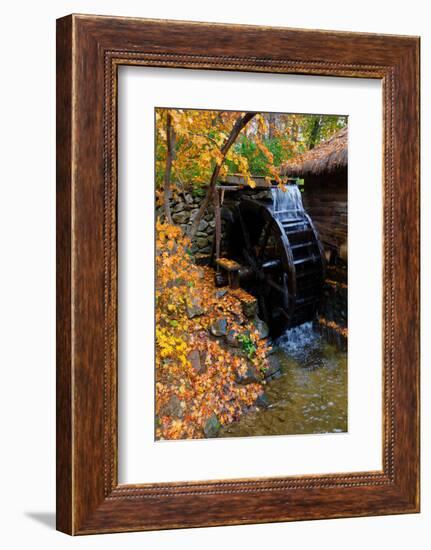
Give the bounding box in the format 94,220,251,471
271,184,304,221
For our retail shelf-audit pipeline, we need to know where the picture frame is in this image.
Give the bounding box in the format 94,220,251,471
56,14,420,534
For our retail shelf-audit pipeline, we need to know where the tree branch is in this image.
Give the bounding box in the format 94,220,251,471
188,112,257,240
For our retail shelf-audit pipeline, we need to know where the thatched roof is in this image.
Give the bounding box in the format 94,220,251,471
280,127,347,178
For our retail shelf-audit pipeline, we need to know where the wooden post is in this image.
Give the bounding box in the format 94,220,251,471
215,258,241,289
214,186,221,261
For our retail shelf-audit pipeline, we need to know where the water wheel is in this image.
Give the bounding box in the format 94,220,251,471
221,186,325,336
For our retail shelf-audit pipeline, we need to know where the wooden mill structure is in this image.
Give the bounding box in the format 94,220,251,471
280,127,348,264
213,178,325,336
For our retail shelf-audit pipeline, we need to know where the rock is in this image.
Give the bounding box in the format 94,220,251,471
187,349,207,374
198,219,209,232
226,329,240,348
184,193,194,205
265,343,280,355
160,395,184,419
186,296,204,318
235,362,261,385
232,313,244,326
189,209,199,222
263,355,282,379
253,318,270,339
203,414,220,438
196,237,209,249
173,202,186,213
196,231,208,238
255,393,270,409
241,298,258,318
172,212,189,224
209,220,216,229
210,318,228,337
215,289,228,299
200,246,211,254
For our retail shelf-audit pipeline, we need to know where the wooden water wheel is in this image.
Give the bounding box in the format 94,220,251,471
220,187,325,336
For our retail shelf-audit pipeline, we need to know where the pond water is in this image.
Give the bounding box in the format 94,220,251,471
219,322,348,438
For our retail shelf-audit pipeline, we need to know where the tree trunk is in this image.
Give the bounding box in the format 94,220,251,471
308,115,323,150
163,112,175,224
188,112,257,239
267,112,276,140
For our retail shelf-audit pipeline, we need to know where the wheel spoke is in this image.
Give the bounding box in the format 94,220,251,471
257,220,272,266
230,196,324,335
266,278,286,294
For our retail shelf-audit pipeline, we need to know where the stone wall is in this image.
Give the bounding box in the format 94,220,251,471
156,188,271,260
156,192,215,258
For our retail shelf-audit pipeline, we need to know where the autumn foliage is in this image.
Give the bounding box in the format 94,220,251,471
154,108,348,439
155,221,269,440
156,109,347,196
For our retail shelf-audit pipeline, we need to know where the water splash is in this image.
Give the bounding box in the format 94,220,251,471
271,184,304,220
275,322,322,365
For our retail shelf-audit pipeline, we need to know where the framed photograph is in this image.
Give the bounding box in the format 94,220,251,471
56,14,420,534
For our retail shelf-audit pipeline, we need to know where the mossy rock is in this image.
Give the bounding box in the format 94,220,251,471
203,414,221,438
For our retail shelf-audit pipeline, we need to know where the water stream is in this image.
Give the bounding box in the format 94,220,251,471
219,322,347,438
271,184,304,221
